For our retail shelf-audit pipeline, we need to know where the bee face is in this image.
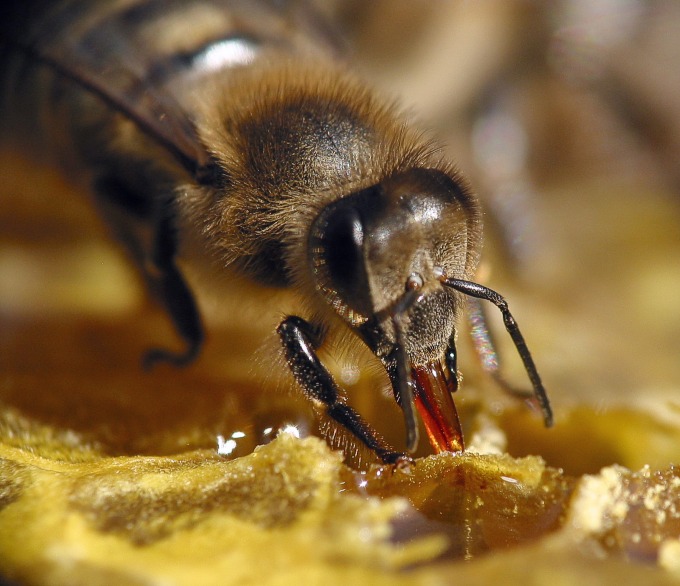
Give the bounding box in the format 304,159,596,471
309,167,480,365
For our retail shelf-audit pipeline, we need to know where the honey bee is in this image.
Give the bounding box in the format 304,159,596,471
0,0,552,463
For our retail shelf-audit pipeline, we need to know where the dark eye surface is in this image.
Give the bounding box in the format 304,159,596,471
324,205,363,290
310,195,374,319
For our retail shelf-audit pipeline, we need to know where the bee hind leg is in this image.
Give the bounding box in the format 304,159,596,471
277,316,406,465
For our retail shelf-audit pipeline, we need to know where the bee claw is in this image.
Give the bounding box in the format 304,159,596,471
141,345,200,370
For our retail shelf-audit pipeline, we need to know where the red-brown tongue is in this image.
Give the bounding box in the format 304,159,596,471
411,361,464,453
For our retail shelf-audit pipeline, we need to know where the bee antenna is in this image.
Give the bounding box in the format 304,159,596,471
441,277,553,428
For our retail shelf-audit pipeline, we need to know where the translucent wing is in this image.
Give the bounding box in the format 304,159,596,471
0,0,342,179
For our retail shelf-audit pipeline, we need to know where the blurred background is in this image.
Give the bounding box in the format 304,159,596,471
1,0,679,471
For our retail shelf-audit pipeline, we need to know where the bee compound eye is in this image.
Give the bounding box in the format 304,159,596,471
311,201,373,318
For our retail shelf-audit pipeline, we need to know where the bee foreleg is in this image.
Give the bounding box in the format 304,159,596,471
445,335,460,392
277,316,405,464
141,202,204,369
467,297,505,381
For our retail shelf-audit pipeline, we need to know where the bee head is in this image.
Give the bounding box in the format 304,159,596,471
309,167,481,364
309,167,482,453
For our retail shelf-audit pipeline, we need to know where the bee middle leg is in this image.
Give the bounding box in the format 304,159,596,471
141,202,204,369
277,316,405,464
93,176,204,369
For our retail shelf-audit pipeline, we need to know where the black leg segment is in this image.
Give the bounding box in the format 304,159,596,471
277,316,405,464
92,176,204,369
445,335,459,392
142,201,204,369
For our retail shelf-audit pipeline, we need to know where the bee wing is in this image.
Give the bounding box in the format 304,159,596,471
1,0,213,178
1,0,347,180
